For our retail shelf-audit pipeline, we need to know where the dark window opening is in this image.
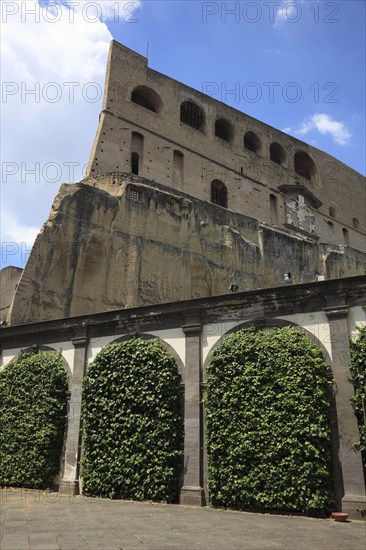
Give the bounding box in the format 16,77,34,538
353,217,359,229
131,152,139,175
329,206,336,218
244,131,261,153
270,142,285,165
215,119,233,142
270,194,278,225
211,180,228,208
294,151,316,181
180,101,204,130
131,86,162,114
343,227,350,244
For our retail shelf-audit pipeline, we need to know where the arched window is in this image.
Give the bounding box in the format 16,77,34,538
211,180,228,208
329,206,336,218
294,151,316,181
131,132,144,176
180,101,204,130
270,142,285,165
215,119,233,142
244,131,261,153
131,86,162,114
353,217,359,229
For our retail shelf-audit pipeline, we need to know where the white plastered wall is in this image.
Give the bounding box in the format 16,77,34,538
0,347,23,369
88,329,186,367
348,306,366,336
202,321,241,365
278,311,332,359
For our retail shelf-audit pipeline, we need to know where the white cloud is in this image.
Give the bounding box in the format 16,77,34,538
1,210,39,248
1,1,140,267
295,114,351,145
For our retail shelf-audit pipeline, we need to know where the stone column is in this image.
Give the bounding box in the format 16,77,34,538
324,304,366,517
59,335,89,496
180,318,205,506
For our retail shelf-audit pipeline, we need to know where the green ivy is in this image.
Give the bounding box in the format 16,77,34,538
350,324,366,480
205,326,334,515
0,350,68,489
81,339,184,501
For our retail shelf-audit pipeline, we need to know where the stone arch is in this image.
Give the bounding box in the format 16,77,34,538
204,318,337,514
203,317,332,374
294,150,317,181
131,85,163,114
17,345,72,390
244,131,261,153
110,333,185,379
210,179,228,208
215,118,234,143
270,142,286,165
180,100,205,131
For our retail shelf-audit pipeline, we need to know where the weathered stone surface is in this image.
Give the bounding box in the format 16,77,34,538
5,40,366,325
0,266,23,323
8,174,366,325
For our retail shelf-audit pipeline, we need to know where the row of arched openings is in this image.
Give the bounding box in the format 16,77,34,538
131,87,317,181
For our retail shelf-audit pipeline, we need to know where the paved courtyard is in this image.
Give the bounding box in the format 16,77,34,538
1,488,365,550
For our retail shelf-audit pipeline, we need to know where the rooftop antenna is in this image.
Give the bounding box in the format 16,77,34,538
146,41,149,60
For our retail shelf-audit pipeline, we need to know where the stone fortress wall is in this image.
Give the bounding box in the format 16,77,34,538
5,40,366,325
88,41,365,249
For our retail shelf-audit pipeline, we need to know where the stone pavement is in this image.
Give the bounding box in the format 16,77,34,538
1,488,365,550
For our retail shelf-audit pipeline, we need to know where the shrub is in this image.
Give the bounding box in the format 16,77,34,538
0,350,68,489
205,326,334,515
81,338,184,501
350,324,366,481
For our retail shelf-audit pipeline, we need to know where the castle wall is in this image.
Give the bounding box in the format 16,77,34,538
8,175,366,325
86,41,365,250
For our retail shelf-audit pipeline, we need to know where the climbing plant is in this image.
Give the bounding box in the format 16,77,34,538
205,326,334,515
0,350,68,489
350,324,366,480
81,338,184,501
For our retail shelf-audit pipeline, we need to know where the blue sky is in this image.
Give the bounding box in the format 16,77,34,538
1,0,365,268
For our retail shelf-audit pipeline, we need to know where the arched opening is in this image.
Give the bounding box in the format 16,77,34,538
131,132,144,176
215,118,233,142
329,207,336,218
244,131,261,153
205,325,334,514
180,101,204,130
131,86,162,114
270,142,285,165
294,151,316,181
81,338,183,502
211,180,228,208
131,152,139,175
353,218,359,229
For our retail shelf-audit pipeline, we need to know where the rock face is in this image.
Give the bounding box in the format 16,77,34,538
8,174,365,325
0,267,23,323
